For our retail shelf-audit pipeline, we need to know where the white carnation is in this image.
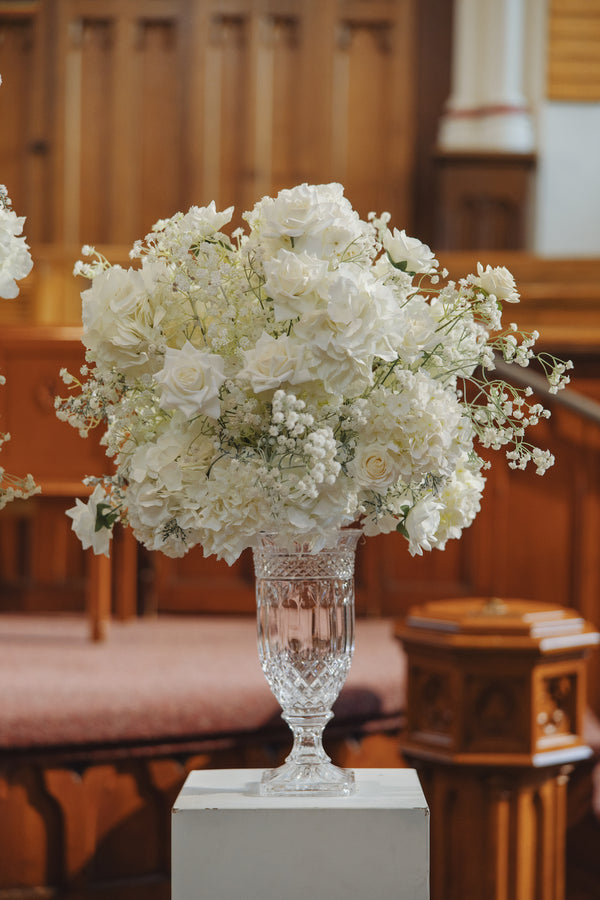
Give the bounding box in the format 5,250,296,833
404,496,443,555
239,332,310,393
247,182,369,260
81,263,164,374
178,201,234,236
263,249,329,321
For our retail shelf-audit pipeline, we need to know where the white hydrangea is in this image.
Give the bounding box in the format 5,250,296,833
239,331,310,393
359,375,473,484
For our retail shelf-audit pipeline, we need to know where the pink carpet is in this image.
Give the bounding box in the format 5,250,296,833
0,615,406,751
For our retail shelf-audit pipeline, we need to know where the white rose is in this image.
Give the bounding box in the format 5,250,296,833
263,249,329,321
351,444,400,489
239,332,310,393
155,340,226,418
474,263,520,303
66,484,113,557
383,228,437,274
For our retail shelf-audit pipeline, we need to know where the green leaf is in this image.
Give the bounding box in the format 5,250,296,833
386,253,416,277
387,252,407,271
396,520,409,539
95,501,119,533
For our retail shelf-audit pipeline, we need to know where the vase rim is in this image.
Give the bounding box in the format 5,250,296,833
254,528,362,554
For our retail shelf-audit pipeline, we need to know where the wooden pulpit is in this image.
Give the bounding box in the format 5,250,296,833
397,597,599,900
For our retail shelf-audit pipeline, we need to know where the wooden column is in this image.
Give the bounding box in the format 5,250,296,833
397,597,600,900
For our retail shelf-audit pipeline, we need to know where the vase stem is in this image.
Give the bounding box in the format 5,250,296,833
284,711,332,764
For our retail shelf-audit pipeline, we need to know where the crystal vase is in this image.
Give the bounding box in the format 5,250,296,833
253,529,361,796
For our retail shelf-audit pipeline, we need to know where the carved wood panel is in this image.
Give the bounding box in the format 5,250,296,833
0,730,405,898
0,0,417,246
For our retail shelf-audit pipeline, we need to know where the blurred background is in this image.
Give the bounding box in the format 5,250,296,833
0,1,599,898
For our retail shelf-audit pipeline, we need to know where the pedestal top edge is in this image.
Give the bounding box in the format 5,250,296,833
173,769,428,812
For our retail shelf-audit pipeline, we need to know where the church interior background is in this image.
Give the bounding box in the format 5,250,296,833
0,1,599,898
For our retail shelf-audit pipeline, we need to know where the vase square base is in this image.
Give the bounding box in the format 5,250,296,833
259,760,356,796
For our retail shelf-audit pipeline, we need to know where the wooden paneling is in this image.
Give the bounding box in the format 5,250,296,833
548,0,600,102
52,0,189,244
0,730,405,899
76,17,114,243
0,12,35,211
413,0,454,246
331,1,415,223
434,152,536,251
1,0,417,247
0,326,105,613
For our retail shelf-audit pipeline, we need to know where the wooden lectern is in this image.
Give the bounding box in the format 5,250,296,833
397,597,599,900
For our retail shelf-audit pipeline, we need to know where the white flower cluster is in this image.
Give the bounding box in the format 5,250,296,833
57,183,569,562
0,184,33,300
0,75,39,508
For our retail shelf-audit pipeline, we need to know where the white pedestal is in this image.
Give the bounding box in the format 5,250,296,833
172,768,429,900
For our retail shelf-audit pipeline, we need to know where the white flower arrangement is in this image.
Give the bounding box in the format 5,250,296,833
57,183,570,562
0,183,33,300
0,75,39,509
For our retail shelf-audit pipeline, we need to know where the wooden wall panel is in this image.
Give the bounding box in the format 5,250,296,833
1,0,418,250
269,14,303,194
77,18,114,243
434,152,536,251
335,7,414,224
548,0,600,101
54,0,188,244
139,19,185,230
0,13,35,220
0,3,51,259
209,13,250,214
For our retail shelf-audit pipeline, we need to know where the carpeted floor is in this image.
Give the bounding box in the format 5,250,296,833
0,614,406,752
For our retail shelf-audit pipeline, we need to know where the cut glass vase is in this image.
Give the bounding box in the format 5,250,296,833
253,529,360,796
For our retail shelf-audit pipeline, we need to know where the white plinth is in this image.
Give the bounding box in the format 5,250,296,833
172,768,429,900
